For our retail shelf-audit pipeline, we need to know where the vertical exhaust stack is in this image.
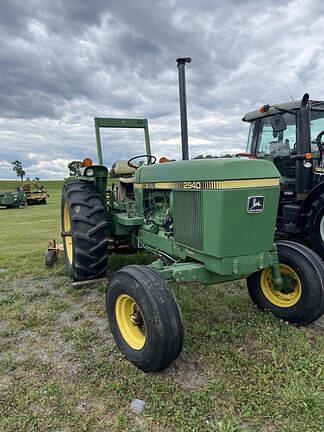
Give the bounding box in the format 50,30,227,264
176,57,191,160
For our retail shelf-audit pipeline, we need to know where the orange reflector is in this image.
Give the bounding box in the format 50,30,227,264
305,153,313,160
259,104,271,114
82,158,93,167
159,157,170,163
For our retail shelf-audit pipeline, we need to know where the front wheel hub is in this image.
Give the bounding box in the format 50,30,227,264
260,264,302,308
130,306,144,327
115,294,146,350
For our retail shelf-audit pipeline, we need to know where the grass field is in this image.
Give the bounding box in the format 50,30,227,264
0,180,323,431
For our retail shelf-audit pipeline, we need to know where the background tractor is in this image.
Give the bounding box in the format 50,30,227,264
243,94,324,257
21,181,49,205
0,190,27,208
61,59,324,372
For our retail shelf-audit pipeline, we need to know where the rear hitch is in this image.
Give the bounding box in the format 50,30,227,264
45,239,64,268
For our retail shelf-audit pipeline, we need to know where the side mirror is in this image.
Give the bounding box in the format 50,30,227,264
271,114,287,133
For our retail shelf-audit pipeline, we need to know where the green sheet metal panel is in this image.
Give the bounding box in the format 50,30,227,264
135,158,279,183
202,186,279,257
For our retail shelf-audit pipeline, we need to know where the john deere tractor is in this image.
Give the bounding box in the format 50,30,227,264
61,59,324,372
243,94,324,257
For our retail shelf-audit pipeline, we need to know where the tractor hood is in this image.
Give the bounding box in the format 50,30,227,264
135,158,279,184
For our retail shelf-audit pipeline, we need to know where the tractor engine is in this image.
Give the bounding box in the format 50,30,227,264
135,157,280,276
142,190,172,233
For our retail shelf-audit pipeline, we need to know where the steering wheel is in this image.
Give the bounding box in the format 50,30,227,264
127,154,157,169
316,131,324,152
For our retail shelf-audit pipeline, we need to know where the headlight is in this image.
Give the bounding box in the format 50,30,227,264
303,161,312,168
85,168,95,177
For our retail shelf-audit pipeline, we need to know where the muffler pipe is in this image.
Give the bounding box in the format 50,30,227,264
176,57,191,160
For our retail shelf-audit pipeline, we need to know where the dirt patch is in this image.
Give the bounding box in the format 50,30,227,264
312,315,324,330
0,276,114,377
0,276,70,307
162,350,205,389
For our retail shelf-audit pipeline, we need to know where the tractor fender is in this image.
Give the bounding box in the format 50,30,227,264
297,181,324,226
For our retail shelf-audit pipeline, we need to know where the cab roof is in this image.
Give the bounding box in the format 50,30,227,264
242,99,324,122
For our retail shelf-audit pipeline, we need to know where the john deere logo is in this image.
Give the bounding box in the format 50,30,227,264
247,196,264,214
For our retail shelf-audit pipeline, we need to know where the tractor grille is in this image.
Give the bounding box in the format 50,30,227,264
173,190,203,251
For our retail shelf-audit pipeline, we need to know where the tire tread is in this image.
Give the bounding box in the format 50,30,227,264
61,180,108,281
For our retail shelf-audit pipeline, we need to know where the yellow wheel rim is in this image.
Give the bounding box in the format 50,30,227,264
64,204,73,264
115,294,146,350
260,264,302,308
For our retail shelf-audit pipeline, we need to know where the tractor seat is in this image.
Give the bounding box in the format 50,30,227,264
116,176,135,201
119,177,134,184
113,161,137,176
268,139,290,156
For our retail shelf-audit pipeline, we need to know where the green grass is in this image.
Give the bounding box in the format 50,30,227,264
0,181,64,281
0,180,323,431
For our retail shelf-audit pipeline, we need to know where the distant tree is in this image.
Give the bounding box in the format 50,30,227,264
193,154,217,159
193,154,232,160
68,160,82,178
33,176,40,182
12,160,26,181
26,177,31,181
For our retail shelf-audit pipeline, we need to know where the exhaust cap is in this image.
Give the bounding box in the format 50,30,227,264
176,57,192,65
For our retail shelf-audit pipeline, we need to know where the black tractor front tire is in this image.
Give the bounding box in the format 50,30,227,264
61,181,108,281
247,241,324,325
106,265,184,372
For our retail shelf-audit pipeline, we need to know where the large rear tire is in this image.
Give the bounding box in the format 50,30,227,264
106,265,184,372
61,181,108,281
247,241,324,325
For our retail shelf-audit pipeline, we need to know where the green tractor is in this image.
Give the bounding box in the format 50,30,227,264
61,59,324,372
0,190,27,208
243,94,324,257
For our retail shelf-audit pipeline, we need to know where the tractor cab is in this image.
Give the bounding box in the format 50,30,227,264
243,95,324,248
243,96,324,194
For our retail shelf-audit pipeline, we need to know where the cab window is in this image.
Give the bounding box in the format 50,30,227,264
310,110,324,151
257,113,296,157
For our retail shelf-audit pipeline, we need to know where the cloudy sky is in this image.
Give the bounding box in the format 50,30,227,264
1,0,324,179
